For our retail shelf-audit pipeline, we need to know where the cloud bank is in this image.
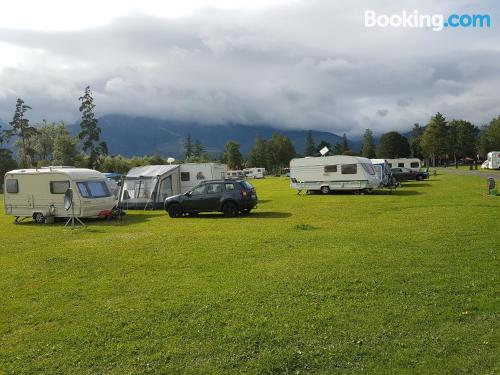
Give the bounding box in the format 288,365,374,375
0,0,499,136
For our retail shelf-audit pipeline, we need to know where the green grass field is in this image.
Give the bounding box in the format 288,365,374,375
1,174,499,374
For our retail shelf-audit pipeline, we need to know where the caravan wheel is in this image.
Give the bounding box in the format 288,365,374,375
33,212,45,224
320,186,330,194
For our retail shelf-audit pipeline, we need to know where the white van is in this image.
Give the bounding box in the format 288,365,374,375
4,167,116,223
290,155,381,194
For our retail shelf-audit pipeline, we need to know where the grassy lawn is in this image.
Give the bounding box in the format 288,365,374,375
1,174,499,374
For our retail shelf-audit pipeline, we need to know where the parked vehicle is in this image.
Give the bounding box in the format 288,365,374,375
386,158,422,171
164,179,257,217
120,163,227,209
244,167,266,179
290,155,381,194
391,167,429,182
481,151,500,169
226,170,246,179
3,167,116,223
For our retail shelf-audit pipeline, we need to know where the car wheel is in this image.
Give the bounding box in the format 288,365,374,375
222,202,238,217
416,175,423,181
320,186,330,194
33,212,45,224
167,204,183,218
240,208,251,215
188,212,199,216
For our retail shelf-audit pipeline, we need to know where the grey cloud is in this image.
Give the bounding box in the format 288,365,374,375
0,0,499,137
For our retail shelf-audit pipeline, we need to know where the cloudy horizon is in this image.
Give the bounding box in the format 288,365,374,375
0,0,499,137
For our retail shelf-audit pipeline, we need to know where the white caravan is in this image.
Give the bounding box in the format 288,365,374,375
481,151,500,169
226,170,246,179
244,167,266,179
290,155,381,194
3,167,116,223
120,163,227,209
386,158,422,171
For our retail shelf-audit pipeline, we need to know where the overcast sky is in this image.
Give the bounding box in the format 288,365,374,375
0,0,498,136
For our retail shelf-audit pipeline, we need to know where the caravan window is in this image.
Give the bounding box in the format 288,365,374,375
77,181,111,198
341,164,357,174
6,179,18,193
50,181,70,194
398,163,405,167
410,162,420,168
181,172,190,181
361,164,376,175
324,165,337,173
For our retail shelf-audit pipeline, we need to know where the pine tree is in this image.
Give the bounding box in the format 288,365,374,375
193,139,206,159
222,140,243,169
78,86,106,169
421,112,448,167
184,134,194,160
410,123,424,159
360,129,376,158
7,98,38,168
304,130,316,156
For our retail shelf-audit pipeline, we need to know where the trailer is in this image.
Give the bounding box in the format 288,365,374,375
244,167,266,179
120,163,227,209
385,158,422,171
481,151,500,169
290,156,381,194
3,167,116,223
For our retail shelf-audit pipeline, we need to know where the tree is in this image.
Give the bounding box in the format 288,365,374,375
78,86,106,169
266,132,296,174
410,123,424,159
479,116,500,157
333,133,350,155
421,112,448,166
0,149,17,191
448,119,479,166
304,130,316,156
247,136,268,168
7,98,38,168
184,134,194,159
222,140,244,169
377,131,411,158
53,133,79,166
360,129,376,158
193,139,206,159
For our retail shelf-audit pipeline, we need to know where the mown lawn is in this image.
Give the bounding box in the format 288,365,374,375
1,174,499,374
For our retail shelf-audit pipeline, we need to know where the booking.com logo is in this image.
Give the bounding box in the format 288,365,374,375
365,10,491,31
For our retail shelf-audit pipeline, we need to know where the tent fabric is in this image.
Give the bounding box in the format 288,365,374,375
126,165,179,178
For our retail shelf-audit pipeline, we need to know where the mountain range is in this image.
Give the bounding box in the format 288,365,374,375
71,115,362,158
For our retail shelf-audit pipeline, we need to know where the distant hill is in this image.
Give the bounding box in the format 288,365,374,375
72,114,361,158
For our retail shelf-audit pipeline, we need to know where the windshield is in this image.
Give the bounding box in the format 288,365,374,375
77,180,111,198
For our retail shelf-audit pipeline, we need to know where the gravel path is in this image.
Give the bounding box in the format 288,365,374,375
434,168,500,178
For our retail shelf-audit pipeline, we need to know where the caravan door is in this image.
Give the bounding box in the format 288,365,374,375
158,176,173,204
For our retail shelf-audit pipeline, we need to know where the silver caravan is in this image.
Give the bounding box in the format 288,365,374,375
3,167,116,223
386,158,422,171
120,163,227,209
244,167,266,179
290,156,381,194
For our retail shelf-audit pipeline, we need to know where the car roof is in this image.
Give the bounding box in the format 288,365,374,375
199,179,245,184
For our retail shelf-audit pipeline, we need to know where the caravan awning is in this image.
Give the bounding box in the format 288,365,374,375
126,165,179,178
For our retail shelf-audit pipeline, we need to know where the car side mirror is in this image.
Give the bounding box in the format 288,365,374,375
185,191,192,197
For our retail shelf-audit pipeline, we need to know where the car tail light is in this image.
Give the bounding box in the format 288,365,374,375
241,189,248,198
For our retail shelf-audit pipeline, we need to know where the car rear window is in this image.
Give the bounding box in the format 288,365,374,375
242,181,254,190
225,183,235,191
